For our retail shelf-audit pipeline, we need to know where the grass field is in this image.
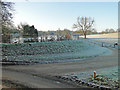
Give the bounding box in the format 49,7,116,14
86,33,119,45
86,33,118,39
2,39,111,62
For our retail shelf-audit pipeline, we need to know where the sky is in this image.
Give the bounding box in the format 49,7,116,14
13,2,118,32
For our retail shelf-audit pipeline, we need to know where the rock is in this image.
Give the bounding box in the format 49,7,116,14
99,86,105,90
81,80,85,85
57,76,61,79
94,84,99,88
75,78,81,82
61,76,68,80
71,75,78,79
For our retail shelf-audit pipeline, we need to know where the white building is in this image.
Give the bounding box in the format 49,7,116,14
10,32,21,43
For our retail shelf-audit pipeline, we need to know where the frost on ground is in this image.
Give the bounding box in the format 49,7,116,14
85,33,119,49
65,66,118,81
2,39,112,63
86,33,118,39
58,66,119,89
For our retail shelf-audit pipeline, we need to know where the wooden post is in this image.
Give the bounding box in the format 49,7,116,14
93,71,96,78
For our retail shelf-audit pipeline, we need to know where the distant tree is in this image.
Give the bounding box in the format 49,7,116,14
91,29,98,34
101,28,116,34
56,28,62,35
73,16,94,39
0,1,15,43
65,33,71,40
74,30,83,34
18,23,38,42
74,28,97,35
63,29,72,40
56,28,64,41
105,29,109,33
56,28,72,40
17,22,28,36
109,29,115,33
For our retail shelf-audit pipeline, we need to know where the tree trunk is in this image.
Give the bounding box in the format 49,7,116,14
84,33,87,39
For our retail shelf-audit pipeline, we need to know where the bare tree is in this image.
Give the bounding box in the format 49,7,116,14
0,1,14,27
0,1,15,43
73,17,94,39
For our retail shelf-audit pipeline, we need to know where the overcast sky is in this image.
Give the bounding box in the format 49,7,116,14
13,2,118,32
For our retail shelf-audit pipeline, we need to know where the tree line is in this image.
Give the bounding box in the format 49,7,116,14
1,1,118,43
0,1,38,43
100,28,118,34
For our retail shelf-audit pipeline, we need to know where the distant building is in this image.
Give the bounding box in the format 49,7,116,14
10,30,22,43
72,33,81,40
10,29,39,43
38,31,58,42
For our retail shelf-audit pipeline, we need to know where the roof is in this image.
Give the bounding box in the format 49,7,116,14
72,33,81,36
